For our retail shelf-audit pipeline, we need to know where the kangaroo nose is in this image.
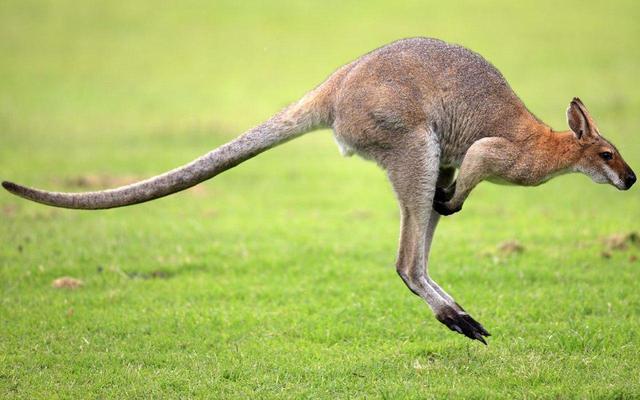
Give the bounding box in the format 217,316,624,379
625,172,636,189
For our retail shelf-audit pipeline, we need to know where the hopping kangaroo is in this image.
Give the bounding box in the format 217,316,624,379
3,38,636,344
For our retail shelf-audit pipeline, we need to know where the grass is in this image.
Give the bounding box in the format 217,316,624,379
1,0,639,398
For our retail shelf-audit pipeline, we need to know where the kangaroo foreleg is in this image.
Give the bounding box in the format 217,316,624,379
434,137,515,216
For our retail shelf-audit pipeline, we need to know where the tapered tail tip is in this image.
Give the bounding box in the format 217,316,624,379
2,181,27,199
2,181,19,193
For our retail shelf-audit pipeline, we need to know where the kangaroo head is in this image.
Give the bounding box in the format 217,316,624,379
566,98,636,190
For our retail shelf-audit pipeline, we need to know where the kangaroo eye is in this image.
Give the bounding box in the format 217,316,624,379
600,151,613,161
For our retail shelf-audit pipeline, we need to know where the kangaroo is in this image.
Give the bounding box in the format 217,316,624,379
3,37,636,344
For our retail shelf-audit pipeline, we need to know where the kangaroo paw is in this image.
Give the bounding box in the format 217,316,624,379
436,306,490,344
434,186,454,203
432,200,462,216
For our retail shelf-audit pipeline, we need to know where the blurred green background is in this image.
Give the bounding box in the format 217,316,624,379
1,1,639,398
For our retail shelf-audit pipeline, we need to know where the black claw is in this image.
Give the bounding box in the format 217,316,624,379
462,314,491,337
459,319,481,341
474,333,487,345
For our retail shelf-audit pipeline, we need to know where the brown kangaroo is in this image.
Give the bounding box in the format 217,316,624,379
3,37,635,344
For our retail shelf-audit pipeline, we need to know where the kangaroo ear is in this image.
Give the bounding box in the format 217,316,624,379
567,97,598,140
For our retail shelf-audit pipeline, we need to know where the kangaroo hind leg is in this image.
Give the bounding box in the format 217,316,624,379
386,131,489,343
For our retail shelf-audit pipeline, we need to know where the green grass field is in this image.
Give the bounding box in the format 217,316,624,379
1,1,639,398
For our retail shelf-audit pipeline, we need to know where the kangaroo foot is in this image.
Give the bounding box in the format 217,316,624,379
436,305,490,344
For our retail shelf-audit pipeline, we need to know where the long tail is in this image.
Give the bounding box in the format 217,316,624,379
2,91,329,210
